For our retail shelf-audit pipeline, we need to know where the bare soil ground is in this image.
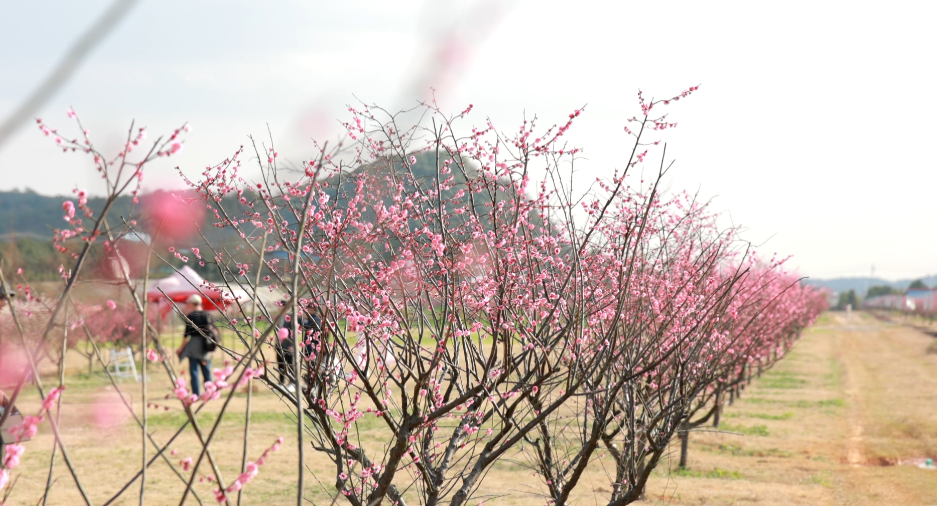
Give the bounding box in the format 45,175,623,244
8,311,937,505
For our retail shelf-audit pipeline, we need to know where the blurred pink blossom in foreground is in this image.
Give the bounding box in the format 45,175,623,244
0,345,31,387
140,191,205,244
91,389,130,430
41,386,65,411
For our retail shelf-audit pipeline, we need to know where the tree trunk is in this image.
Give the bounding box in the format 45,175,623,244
679,424,689,469
713,391,721,428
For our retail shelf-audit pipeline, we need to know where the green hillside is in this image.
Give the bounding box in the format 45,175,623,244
0,189,134,240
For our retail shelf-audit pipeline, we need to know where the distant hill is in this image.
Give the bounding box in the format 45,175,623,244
0,189,241,280
805,276,937,295
0,152,477,278
0,189,134,240
0,152,467,240
0,188,247,241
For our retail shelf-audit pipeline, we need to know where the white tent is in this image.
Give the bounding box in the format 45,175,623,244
146,266,284,316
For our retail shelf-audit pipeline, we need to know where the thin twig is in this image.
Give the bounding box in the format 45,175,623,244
140,240,154,505
239,232,267,506
41,293,69,506
173,291,295,506
0,266,93,506
63,295,204,506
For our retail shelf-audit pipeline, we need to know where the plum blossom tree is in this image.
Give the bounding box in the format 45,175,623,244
1,115,197,505
0,87,824,506
674,261,827,469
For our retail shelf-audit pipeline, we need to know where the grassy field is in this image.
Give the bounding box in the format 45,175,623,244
7,311,937,504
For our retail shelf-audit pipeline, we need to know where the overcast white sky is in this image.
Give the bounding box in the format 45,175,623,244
1,0,935,280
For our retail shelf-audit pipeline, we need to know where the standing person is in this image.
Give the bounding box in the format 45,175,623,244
0,283,14,312
299,302,337,389
298,301,322,357
276,316,296,392
175,294,217,396
0,284,13,344
277,302,322,392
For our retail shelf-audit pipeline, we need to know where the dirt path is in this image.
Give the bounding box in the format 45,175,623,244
632,312,937,505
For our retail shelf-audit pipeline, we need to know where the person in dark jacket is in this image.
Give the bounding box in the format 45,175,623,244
175,294,217,396
275,319,296,390
277,302,323,391
298,303,322,356
0,283,14,312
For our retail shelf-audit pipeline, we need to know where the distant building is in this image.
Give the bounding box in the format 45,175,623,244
864,288,937,313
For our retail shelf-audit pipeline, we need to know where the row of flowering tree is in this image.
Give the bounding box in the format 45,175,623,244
675,257,829,469
0,88,825,505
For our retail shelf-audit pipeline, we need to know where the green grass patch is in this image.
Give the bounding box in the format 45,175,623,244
46,371,115,391
746,397,844,409
789,398,845,409
148,409,295,428
674,467,743,480
826,357,844,389
714,444,790,458
812,312,835,327
742,397,781,405
817,398,845,408
724,411,793,421
805,471,833,487
758,370,808,389
719,423,770,437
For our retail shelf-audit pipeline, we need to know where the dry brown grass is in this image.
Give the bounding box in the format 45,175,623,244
8,311,937,504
